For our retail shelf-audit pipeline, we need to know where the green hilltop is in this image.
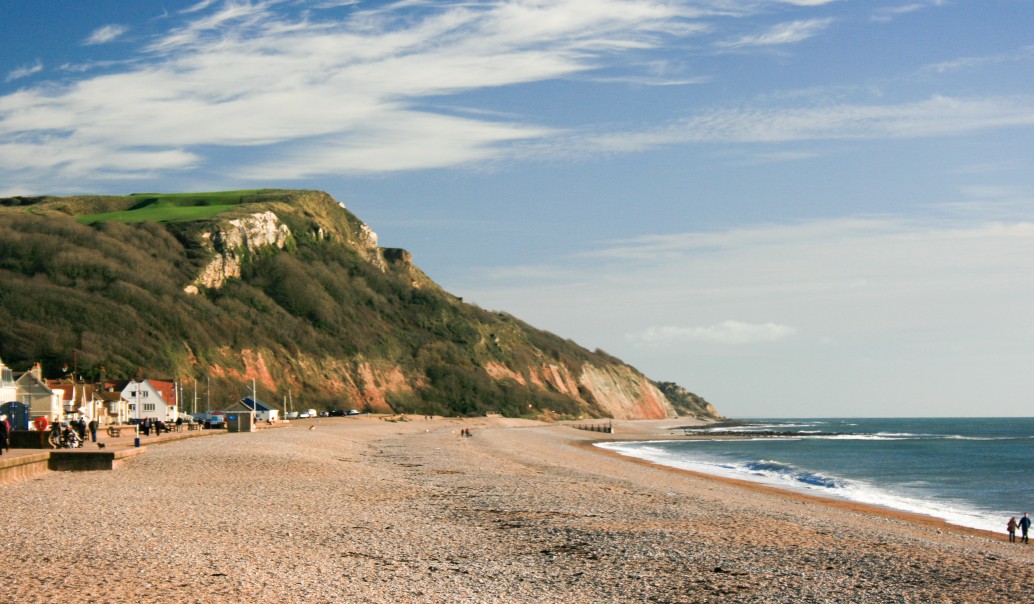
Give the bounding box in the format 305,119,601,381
0,190,719,419
75,190,281,224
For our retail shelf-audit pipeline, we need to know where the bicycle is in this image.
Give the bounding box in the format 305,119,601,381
49,425,84,449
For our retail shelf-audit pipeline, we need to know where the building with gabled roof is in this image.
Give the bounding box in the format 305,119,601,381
240,396,279,422
119,379,178,422
46,376,109,423
15,363,63,422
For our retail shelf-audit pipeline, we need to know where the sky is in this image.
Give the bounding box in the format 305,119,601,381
2,0,1034,418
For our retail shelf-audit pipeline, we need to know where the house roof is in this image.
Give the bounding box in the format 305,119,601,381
45,379,105,404
149,380,176,407
241,396,278,412
117,379,177,406
98,391,122,403
15,371,54,393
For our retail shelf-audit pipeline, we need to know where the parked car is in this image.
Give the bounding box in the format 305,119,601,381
347,409,360,415
329,409,345,417
286,411,299,419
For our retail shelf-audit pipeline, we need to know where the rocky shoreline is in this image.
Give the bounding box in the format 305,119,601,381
1,416,1029,603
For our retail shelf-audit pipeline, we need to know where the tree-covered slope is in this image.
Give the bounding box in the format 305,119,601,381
0,190,719,419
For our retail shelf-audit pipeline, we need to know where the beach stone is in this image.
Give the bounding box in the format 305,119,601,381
0,416,1030,603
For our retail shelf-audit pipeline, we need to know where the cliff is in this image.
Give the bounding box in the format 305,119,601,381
0,190,719,420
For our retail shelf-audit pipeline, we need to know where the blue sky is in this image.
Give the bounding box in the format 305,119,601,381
3,0,1034,417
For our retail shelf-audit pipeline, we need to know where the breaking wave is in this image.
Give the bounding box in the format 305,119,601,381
596,440,1004,533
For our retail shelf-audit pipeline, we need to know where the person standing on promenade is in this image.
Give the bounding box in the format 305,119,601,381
1019,513,1031,544
51,418,62,448
1008,517,1018,543
0,413,9,455
88,419,98,443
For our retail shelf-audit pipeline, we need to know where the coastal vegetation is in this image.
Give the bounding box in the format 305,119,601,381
0,190,717,419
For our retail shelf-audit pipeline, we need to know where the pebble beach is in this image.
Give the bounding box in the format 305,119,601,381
2,416,1031,603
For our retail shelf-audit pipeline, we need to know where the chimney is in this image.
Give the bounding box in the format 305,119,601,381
32,362,43,381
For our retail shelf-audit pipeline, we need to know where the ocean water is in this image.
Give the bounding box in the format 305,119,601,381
597,418,1034,534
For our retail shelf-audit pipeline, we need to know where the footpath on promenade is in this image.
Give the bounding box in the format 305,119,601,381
0,423,262,484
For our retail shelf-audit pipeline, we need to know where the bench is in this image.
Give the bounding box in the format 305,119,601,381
106,425,138,438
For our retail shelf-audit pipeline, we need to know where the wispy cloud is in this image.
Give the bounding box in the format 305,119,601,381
631,321,797,345
181,0,217,14
84,24,129,45
460,211,1034,358
0,0,711,186
574,94,1034,154
872,0,947,23
923,44,1034,74
1,0,1018,192
719,18,833,49
5,60,43,83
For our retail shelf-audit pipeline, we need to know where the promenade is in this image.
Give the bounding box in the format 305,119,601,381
0,423,226,483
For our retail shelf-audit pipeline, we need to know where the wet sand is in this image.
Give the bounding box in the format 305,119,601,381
1,415,1029,603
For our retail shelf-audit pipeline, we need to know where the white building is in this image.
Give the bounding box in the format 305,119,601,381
0,357,16,404
121,379,178,422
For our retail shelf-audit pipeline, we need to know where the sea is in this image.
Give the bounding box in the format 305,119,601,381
597,417,1034,534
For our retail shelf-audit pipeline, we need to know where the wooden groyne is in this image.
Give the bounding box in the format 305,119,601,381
572,422,613,434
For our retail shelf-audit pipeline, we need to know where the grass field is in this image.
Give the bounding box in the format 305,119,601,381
76,190,279,224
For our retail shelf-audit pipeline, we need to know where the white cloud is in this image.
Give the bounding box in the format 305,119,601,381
5,60,43,83
575,94,1034,153
1,0,1023,192
235,110,553,178
84,24,128,45
0,0,710,186
462,212,1034,349
872,0,947,23
923,45,1034,74
720,18,832,48
181,0,217,14
632,321,797,345
457,209,1034,417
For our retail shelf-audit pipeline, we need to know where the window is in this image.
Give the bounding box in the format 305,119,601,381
143,403,155,411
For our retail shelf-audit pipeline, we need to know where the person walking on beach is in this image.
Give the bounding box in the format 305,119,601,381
1008,517,1018,543
1019,513,1031,544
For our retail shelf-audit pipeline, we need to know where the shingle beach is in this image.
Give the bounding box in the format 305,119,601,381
2,416,1030,603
